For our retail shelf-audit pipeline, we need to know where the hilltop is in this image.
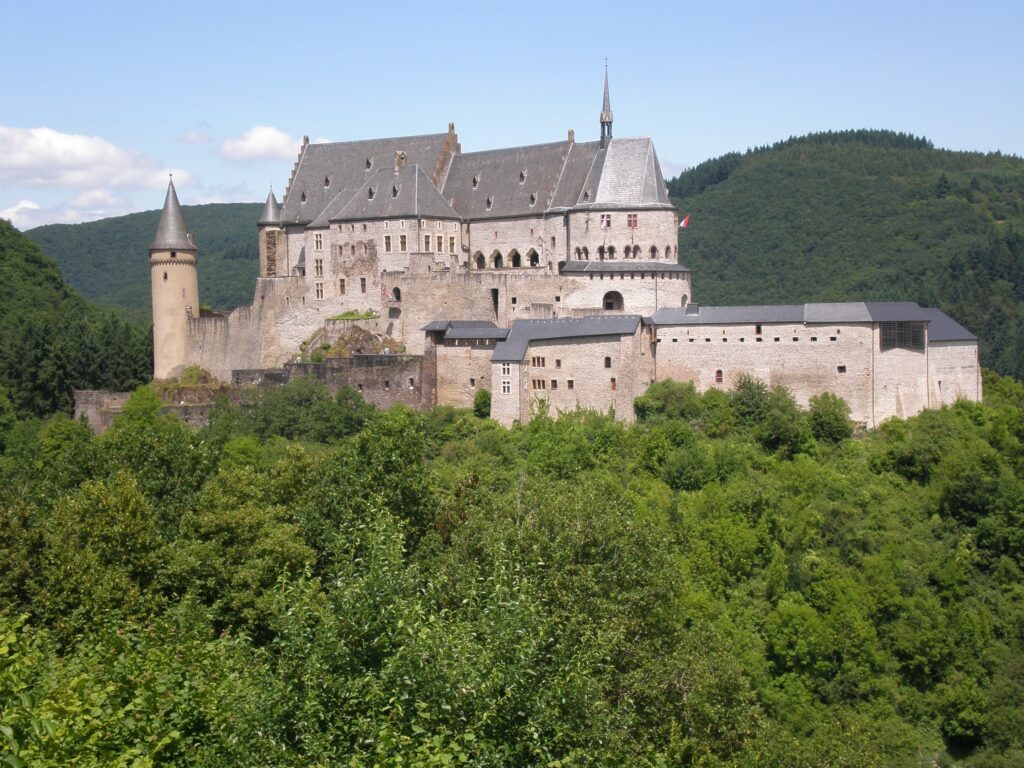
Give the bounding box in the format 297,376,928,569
669,130,1024,378
26,202,261,312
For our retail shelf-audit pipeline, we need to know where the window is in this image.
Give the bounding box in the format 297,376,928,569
350,244,356,255
162,271,167,281
551,380,558,390
502,380,511,394
486,196,493,210
627,213,638,228
384,235,392,253
368,186,375,200
424,235,431,252
610,377,617,391
384,380,389,390
792,336,799,342
519,170,527,183
400,235,407,251
324,176,331,188
315,282,323,299
436,235,443,252
472,175,480,189
315,258,323,277
300,192,307,203
531,356,545,367
409,378,415,388
555,359,561,369
449,236,455,253
502,363,510,375
567,379,574,390
314,233,323,250
715,369,723,384
755,324,762,334
392,185,399,198
604,356,612,369
339,278,346,295
360,277,367,293
829,336,837,341
470,377,476,387
366,157,373,170
837,365,847,373
532,379,547,391
774,337,780,342
600,213,611,228
880,321,925,351
529,192,537,206
810,336,818,342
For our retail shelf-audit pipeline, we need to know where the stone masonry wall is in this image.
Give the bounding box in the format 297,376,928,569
928,340,982,406
435,340,498,409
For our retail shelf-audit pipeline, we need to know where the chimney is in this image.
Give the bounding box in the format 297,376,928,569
568,129,575,144
394,150,407,172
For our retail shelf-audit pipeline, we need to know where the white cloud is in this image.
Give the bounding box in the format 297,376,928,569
660,158,688,179
69,188,126,209
1,199,41,228
312,136,332,144
0,126,191,189
220,125,298,161
179,130,212,144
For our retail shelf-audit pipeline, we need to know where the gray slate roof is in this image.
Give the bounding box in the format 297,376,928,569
651,302,939,327
150,179,196,251
258,189,282,225
283,133,451,225
921,308,977,341
561,260,690,274
422,320,509,340
492,315,642,362
331,165,459,222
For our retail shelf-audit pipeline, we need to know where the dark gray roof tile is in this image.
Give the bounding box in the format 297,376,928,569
492,315,642,362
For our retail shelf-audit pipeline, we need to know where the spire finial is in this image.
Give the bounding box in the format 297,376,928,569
600,62,613,148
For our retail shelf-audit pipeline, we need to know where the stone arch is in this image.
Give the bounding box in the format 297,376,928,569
509,249,521,268
392,287,402,301
633,245,642,259
666,245,673,260
581,246,589,260
474,251,485,269
681,294,689,306
491,250,503,269
574,246,582,259
650,245,659,259
607,245,616,260
527,248,540,267
603,291,624,311
597,245,606,260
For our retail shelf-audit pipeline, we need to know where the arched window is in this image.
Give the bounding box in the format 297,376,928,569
392,287,401,301
715,369,723,384
492,251,503,269
597,245,606,260
527,249,540,267
582,247,589,260
475,252,486,269
607,246,616,260
604,356,612,368
603,291,624,311
633,245,641,259
650,245,658,259
681,294,689,306
666,245,673,260
509,250,521,268
575,247,582,259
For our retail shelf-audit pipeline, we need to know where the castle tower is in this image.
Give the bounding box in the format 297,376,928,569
150,178,199,380
258,188,285,277
600,63,613,149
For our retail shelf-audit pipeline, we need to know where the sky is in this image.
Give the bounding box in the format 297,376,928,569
2,0,1022,229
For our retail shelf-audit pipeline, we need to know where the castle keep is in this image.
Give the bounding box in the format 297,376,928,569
148,72,982,428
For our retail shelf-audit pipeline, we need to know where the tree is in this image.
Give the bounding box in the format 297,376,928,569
473,388,491,419
809,392,853,443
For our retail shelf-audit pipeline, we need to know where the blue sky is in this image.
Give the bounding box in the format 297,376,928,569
2,0,1022,228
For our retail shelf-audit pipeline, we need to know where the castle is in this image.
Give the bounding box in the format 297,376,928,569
147,71,982,428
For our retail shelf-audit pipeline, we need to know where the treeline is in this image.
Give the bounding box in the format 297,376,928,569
668,130,1024,378
26,202,261,312
2,371,1023,766
0,220,151,417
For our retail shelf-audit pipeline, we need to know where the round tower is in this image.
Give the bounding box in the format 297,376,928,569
258,187,285,277
150,178,199,380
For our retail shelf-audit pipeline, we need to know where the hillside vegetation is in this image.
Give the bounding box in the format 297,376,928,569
26,202,261,312
1,374,1023,765
0,220,150,418
669,130,1024,378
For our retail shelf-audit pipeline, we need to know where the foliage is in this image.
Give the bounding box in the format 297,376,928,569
473,387,491,419
0,220,151,418
1,372,1023,765
669,129,1024,379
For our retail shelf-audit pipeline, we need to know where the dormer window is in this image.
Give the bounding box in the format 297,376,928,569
519,170,527,183
485,196,493,210
529,192,537,206
472,175,480,189
583,190,591,201
300,191,307,203
392,185,399,198
324,176,331,188
368,186,375,200
366,157,373,170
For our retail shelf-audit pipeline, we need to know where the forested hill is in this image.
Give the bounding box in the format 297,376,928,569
0,220,150,418
26,202,261,312
668,129,1024,378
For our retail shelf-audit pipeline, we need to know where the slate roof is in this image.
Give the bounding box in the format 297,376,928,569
150,179,196,251
651,302,939,327
258,189,282,225
331,165,459,222
422,320,509,340
921,308,977,341
282,133,451,225
588,138,671,207
492,315,642,362
549,141,602,209
561,260,690,274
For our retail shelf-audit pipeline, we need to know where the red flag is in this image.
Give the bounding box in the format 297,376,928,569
679,213,691,229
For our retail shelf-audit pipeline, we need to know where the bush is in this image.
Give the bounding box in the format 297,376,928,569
473,388,491,419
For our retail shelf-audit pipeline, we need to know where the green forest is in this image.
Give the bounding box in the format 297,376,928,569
0,220,151,418
26,203,261,313
2,371,1023,766
668,130,1024,378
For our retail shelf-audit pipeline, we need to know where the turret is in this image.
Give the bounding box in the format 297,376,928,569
600,62,613,149
258,187,287,277
150,178,199,379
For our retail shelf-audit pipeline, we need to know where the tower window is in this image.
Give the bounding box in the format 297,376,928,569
392,185,399,198
519,170,527,183
486,196,493,210
300,192,306,203
366,157,373,170
529,192,537,206
368,186,375,200
472,175,480,189
324,176,331,188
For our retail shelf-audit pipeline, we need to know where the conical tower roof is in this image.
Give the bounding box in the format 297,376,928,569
150,178,197,251
258,188,283,225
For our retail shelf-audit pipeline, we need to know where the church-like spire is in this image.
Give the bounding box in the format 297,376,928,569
600,61,613,148
150,177,197,251
259,187,283,225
